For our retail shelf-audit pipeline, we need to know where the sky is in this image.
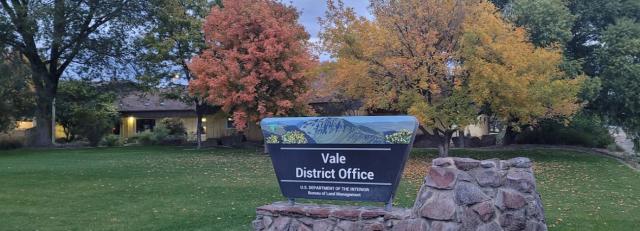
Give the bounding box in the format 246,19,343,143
284,0,372,61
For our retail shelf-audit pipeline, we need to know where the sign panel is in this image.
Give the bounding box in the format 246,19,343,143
261,116,418,203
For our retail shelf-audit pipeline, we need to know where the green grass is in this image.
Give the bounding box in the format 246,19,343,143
0,147,638,230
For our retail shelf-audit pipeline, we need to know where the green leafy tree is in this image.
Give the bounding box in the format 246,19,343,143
511,0,575,47
0,0,148,146
594,18,640,150
0,51,35,132
138,0,222,149
56,80,118,145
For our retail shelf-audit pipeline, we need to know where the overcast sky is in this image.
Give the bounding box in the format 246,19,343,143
284,0,372,61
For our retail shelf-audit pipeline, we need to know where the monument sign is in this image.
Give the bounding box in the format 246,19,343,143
260,116,418,208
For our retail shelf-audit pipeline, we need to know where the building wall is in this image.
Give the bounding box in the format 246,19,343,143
119,111,263,142
203,111,263,141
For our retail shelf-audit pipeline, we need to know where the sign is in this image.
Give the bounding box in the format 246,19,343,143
261,116,418,203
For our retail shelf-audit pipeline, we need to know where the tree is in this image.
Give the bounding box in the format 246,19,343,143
138,0,222,149
319,0,582,156
0,0,147,146
593,18,640,150
0,51,35,132
320,0,478,157
56,80,118,145
461,0,584,145
189,0,315,131
510,0,575,48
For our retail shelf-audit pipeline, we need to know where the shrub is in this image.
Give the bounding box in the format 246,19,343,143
132,123,186,146
101,134,122,147
0,137,24,150
134,131,156,145
282,131,307,144
159,118,187,136
73,108,118,147
515,113,614,148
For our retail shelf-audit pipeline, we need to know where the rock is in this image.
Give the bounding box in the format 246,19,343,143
298,224,312,231
391,219,429,231
335,220,358,231
480,160,497,168
454,181,490,205
477,221,503,231
481,187,497,198
263,216,273,228
433,158,455,167
257,204,279,216
474,169,503,187
498,160,510,170
298,217,314,226
331,208,361,220
384,209,411,220
252,219,265,231
453,157,481,170
420,190,457,220
430,221,460,231
307,207,332,218
526,194,546,221
281,206,306,217
525,220,548,231
496,189,526,210
509,157,532,168
425,167,458,189
457,171,475,182
459,207,483,231
471,201,496,222
505,170,536,193
272,217,292,231
499,210,526,231
360,209,387,219
312,219,335,231
362,222,385,231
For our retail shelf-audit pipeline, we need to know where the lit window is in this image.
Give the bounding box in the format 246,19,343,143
226,117,234,129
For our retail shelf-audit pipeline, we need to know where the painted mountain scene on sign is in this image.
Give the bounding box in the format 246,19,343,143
260,116,418,144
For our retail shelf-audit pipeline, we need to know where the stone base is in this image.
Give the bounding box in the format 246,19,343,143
253,157,548,231
253,202,411,231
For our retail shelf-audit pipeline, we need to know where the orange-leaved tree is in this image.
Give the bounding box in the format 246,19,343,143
189,0,316,131
319,0,583,156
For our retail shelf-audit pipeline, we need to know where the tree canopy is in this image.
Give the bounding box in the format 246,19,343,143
0,51,35,132
189,0,316,131
0,0,148,146
319,0,582,156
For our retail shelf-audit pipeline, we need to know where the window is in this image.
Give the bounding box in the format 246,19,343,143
136,119,156,133
226,117,235,129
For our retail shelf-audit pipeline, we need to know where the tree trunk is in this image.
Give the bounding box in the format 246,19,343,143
502,125,518,146
32,95,54,147
437,131,453,157
195,109,203,150
458,130,465,148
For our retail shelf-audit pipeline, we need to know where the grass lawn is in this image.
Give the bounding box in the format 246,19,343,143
0,147,638,230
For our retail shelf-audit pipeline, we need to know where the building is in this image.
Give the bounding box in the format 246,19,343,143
116,92,263,142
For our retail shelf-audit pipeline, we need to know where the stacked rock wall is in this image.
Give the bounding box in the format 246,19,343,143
253,157,547,231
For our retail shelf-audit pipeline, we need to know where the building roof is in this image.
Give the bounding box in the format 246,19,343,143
118,92,195,112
